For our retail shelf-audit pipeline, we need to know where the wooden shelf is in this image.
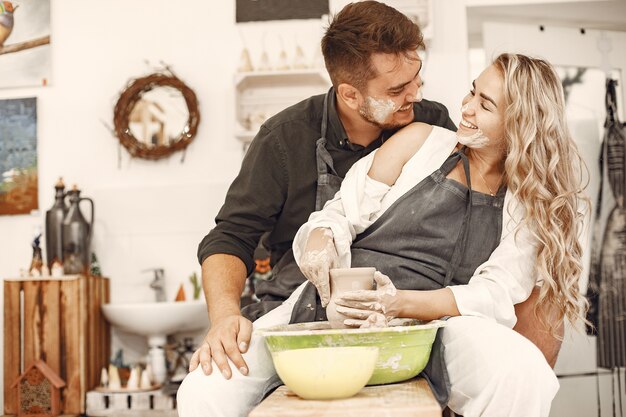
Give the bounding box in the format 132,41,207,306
234,68,329,87
234,68,331,149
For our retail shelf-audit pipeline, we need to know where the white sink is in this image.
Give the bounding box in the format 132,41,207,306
101,300,210,384
102,300,209,336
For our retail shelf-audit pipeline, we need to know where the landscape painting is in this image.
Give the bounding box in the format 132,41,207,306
0,97,38,215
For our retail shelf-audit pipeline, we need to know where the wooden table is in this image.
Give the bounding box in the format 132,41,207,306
249,378,442,417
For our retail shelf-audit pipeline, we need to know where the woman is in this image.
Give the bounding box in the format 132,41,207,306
293,53,589,416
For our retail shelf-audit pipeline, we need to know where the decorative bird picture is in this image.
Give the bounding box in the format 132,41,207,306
0,1,17,47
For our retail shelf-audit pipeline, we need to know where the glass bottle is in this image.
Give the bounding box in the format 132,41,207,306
45,178,67,268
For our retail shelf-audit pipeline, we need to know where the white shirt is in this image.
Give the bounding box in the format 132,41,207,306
293,126,539,328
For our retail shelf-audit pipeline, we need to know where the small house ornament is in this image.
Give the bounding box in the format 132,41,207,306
11,360,65,417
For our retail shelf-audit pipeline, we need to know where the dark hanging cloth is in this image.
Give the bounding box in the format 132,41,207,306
587,79,626,369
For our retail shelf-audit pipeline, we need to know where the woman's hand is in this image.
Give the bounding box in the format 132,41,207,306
299,227,338,307
334,271,400,327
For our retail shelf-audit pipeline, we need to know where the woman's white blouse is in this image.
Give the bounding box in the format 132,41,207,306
293,126,538,328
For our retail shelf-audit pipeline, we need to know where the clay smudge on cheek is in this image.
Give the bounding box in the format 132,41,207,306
456,129,490,149
365,97,396,123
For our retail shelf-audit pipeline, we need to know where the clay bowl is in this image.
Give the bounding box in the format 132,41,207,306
271,346,379,400
258,319,446,386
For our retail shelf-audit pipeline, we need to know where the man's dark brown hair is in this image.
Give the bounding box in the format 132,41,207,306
321,1,424,90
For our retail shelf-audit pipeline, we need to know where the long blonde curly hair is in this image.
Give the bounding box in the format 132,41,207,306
494,53,590,330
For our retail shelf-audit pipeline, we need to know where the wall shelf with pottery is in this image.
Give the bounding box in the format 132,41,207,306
235,69,331,150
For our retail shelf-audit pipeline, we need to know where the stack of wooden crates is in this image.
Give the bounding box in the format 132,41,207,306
3,275,110,416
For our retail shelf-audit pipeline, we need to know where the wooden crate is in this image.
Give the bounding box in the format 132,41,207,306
3,275,110,416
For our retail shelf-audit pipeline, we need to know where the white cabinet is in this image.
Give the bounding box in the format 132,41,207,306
234,69,331,149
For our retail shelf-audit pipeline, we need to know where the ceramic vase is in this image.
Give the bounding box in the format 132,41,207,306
326,267,375,329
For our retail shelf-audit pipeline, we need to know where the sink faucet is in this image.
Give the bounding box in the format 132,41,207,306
144,268,166,302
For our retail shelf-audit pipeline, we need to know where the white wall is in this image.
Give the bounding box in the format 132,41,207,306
2,1,621,415
0,0,469,409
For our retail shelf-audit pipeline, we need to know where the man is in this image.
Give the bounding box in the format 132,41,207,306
177,2,454,415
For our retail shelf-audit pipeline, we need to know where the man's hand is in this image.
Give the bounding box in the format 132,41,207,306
299,227,338,307
189,314,252,379
334,271,400,327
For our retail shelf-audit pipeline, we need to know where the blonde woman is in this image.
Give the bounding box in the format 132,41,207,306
294,53,589,416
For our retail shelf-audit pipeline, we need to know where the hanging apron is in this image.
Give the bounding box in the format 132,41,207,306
290,150,505,406
243,91,345,321
587,79,626,369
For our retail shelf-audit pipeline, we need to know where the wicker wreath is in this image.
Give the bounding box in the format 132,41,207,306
113,72,200,160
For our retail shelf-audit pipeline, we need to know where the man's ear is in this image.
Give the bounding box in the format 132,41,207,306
336,83,362,111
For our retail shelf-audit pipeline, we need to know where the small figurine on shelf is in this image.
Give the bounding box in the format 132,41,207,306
107,364,121,390
110,349,130,387
292,45,308,69
143,364,155,387
126,366,141,389
90,252,102,276
248,112,266,132
100,366,109,388
175,283,186,302
29,233,44,277
238,48,254,72
276,49,290,71
50,258,64,278
189,272,201,300
140,366,152,389
257,50,271,72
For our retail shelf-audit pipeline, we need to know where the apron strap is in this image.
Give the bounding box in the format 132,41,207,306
316,138,336,175
315,90,342,211
443,150,473,286
315,91,339,177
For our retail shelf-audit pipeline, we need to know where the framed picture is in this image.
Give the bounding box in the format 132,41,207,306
0,97,38,215
0,0,51,88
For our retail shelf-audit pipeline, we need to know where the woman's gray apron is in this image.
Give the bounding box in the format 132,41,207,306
243,91,345,321
289,150,505,406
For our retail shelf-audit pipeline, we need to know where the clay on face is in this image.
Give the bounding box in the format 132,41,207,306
456,129,490,148
362,97,397,124
458,65,506,146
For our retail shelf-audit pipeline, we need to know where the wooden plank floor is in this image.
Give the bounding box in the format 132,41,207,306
250,377,442,417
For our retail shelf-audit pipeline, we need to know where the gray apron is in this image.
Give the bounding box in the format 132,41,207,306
242,91,344,321
290,150,505,406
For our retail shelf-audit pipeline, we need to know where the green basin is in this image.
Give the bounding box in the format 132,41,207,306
257,319,446,385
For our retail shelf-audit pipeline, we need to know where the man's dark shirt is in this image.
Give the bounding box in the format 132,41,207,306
197,89,456,274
